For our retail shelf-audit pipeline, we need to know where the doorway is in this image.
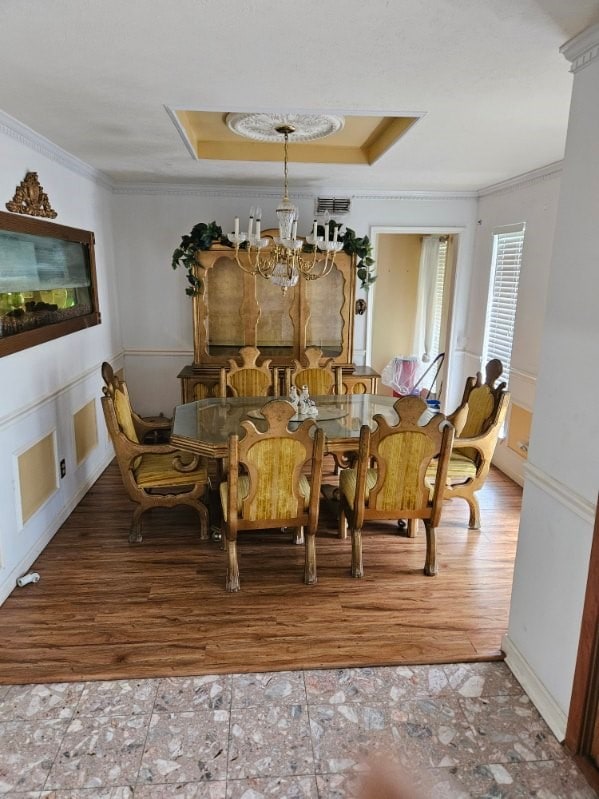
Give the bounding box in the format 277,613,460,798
368,228,460,405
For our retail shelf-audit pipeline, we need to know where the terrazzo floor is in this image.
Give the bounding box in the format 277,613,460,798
0,662,595,799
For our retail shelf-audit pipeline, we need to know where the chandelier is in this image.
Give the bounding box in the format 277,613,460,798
225,114,346,291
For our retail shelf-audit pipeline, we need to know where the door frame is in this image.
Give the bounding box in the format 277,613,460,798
565,493,599,793
368,225,464,408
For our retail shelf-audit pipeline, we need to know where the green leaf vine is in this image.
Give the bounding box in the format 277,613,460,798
171,218,376,296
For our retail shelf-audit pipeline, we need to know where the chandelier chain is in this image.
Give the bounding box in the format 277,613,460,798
283,132,289,202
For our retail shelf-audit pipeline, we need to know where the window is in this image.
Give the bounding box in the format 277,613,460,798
427,236,448,394
482,223,525,384
429,236,448,364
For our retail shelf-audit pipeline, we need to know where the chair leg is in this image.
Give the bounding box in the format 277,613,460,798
304,533,317,585
339,507,348,539
197,502,209,541
407,518,418,538
226,539,240,592
128,506,144,543
467,495,481,530
424,522,438,576
351,527,364,578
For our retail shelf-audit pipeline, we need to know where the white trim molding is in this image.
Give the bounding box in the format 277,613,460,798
509,366,537,387
478,161,563,198
111,183,478,201
124,348,193,358
0,354,123,431
0,109,113,189
502,634,567,742
561,22,599,73
524,461,596,524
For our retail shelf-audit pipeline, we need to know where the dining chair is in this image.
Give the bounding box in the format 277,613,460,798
284,346,343,397
338,395,454,578
219,345,277,398
101,361,171,443
101,380,210,543
427,358,510,530
219,399,325,592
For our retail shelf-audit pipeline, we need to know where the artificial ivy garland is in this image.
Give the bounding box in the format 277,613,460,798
171,220,376,296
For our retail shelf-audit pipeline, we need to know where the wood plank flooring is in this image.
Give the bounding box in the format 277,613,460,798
0,459,522,684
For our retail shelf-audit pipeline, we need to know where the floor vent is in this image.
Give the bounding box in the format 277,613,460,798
315,197,351,215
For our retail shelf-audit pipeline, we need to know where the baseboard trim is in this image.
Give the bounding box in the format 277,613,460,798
0,452,113,606
502,633,567,741
493,458,524,487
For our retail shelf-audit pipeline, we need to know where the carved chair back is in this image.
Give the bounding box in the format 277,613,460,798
339,395,454,577
285,346,343,397
220,399,325,591
219,346,275,398
439,358,511,529
101,361,170,442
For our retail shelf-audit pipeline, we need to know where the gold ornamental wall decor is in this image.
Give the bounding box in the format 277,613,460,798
5,172,57,219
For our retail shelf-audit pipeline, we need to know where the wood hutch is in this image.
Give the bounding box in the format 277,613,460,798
177,234,379,402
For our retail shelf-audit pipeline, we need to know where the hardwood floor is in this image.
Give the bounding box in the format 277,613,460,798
0,460,522,684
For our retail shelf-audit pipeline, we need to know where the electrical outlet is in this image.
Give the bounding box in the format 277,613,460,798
60,459,66,478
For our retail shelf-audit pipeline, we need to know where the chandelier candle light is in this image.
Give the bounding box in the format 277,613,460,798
225,114,346,291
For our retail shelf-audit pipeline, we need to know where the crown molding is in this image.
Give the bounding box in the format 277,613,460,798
477,161,563,198
0,109,113,190
111,183,315,199
111,182,477,201
349,189,477,200
560,22,599,73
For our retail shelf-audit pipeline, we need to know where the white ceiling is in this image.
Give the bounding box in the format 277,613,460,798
1,0,598,192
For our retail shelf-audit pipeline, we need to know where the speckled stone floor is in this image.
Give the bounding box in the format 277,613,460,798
0,662,595,798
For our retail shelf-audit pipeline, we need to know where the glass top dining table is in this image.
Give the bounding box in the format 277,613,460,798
171,394,411,458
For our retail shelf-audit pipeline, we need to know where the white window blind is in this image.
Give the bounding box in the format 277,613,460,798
430,237,448,361
482,223,525,385
428,237,448,392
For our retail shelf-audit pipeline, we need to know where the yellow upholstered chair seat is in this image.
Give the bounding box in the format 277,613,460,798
426,452,478,486
220,474,311,521
339,468,378,509
134,453,208,488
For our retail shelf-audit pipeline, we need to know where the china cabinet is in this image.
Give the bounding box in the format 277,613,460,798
177,233,379,401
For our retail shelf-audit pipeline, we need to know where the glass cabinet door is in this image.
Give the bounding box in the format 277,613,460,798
205,257,244,357
256,277,295,358
304,263,345,357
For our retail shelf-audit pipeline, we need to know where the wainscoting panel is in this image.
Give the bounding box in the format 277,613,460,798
74,398,98,465
507,403,532,458
17,431,58,525
0,357,119,605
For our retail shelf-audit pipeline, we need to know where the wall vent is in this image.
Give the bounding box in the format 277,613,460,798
315,197,351,215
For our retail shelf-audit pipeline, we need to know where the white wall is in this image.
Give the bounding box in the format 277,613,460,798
0,113,121,603
111,188,478,417
467,165,562,485
503,24,599,740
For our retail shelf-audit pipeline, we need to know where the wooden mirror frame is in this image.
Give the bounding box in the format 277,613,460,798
0,211,100,357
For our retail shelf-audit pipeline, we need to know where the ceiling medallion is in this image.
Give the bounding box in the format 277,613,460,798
226,113,345,142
